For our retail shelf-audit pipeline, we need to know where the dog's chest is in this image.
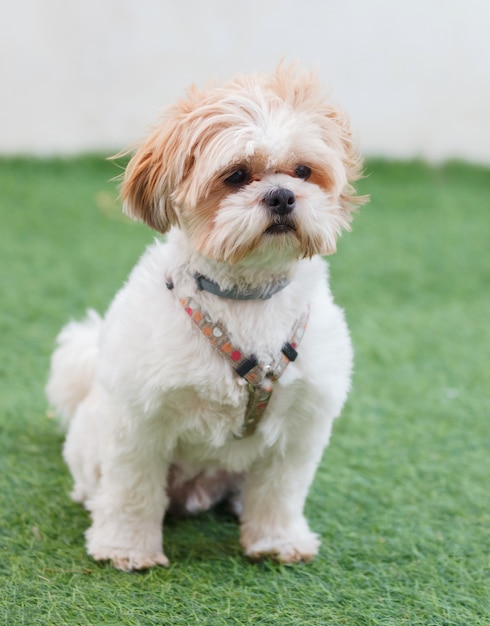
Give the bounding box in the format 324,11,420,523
150,323,305,459
165,382,246,434
162,375,301,470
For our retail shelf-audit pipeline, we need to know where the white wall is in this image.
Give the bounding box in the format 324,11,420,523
1,0,489,162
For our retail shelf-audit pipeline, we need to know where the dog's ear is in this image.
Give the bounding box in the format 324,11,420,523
325,103,369,212
120,143,170,233
323,105,368,213
120,100,197,233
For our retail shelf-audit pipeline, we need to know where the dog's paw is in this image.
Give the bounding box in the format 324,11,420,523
111,552,169,572
89,546,169,571
241,529,320,564
86,524,168,571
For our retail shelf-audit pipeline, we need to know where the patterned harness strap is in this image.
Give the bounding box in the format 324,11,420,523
177,294,309,438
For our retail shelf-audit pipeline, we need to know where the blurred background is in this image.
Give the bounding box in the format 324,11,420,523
1,0,489,163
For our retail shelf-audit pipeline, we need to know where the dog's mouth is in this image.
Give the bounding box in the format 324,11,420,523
264,222,296,235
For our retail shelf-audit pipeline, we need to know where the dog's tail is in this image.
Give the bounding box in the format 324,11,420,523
46,310,102,429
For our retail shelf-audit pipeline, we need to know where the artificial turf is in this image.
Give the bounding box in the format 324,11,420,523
0,157,489,625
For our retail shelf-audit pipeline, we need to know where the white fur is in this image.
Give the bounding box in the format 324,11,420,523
47,232,352,569
46,66,364,570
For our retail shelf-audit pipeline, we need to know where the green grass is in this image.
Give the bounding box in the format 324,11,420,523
1,157,489,625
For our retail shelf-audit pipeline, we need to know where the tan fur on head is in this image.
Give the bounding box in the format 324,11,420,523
119,122,182,232
120,64,367,262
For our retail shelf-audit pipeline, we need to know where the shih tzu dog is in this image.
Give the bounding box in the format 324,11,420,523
46,64,367,571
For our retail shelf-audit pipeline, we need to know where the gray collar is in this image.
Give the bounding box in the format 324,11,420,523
194,273,290,300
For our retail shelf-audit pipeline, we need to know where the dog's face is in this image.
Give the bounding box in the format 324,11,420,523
121,65,366,265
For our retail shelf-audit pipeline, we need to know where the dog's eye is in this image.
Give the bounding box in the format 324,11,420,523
294,165,312,180
224,169,251,187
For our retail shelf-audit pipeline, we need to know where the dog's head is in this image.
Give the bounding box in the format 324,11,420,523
121,64,367,265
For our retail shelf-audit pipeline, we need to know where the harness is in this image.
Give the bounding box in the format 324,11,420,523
166,274,309,438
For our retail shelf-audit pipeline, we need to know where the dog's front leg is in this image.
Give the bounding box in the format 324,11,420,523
239,432,327,564
85,433,170,571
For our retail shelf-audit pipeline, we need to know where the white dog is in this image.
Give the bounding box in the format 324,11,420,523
46,64,366,571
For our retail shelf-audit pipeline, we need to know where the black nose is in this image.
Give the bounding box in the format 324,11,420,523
264,188,296,215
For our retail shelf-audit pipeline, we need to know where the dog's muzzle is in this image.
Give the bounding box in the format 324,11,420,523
264,188,296,215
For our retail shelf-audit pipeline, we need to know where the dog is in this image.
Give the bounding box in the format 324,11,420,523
46,64,367,571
